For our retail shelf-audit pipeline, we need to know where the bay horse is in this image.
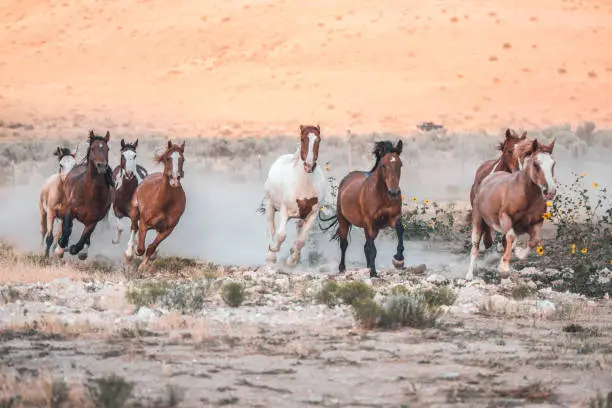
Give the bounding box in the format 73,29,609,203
261,124,327,266
320,140,404,278
39,146,77,257
467,138,557,281
56,130,115,260
124,140,186,273
468,129,530,251
111,138,148,245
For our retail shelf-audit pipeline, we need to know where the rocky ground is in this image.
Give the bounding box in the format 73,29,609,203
0,246,611,408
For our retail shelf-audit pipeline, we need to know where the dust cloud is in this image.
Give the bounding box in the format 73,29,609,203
1,125,611,274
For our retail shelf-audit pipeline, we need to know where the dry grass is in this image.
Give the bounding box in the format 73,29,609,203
0,373,91,408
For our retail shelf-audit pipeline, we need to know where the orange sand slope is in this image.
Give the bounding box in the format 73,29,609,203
0,0,611,138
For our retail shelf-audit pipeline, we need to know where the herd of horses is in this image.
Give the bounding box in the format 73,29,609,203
37,126,557,280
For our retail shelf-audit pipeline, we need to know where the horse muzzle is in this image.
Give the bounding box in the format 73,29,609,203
303,162,315,173
94,162,107,173
543,187,557,200
388,188,401,198
169,176,181,188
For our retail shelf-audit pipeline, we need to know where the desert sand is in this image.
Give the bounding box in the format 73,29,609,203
1,0,612,139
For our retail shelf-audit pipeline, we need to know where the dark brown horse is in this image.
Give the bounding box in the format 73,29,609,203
111,138,148,245
467,138,557,280
468,129,531,251
124,140,186,273
56,130,115,260
320,140,404,278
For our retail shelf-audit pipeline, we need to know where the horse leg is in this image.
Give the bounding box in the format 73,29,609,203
269,205,288,253
69,222,97,260
138,228,174,273
338,215,350,273
265,199,277,263
466,211,484,281
483,224,493,250
56,210,74,258
364,228,380,278
52,219,63,253
44,209,55,258
111,209,124,245
498,212,515,278
514,222,543,260
392,219,405,269
286,210,317,267
40,205,47,253
125,205,140,261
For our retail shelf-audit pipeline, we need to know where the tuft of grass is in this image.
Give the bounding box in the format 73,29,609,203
48,379,70,408
589,390,612,408
86,374,134,408
126,280,171,309
153,256,198,274
421,285,458,307
153,384,185,408
126,278,217,313
390,284,410,296
352,298,385,330
337,281,375,307
0,396,20,408
315,281,341,308
221,282,246,307
22,253,52,267
509,283,535,300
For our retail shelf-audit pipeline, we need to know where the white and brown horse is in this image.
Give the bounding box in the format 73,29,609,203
125,140,186,273
39,146,77,257
261,124,327,266
467,138,557,280
111,138,148,245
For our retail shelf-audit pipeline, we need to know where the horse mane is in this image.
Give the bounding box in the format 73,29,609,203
369,141,400,172
54,147,72,159
79,131,108,165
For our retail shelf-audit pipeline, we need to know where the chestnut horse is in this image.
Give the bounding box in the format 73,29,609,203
111,138,148,245
125,140,186,273
320,140,404,278
468,129,531,250
467,138,557,280
39,146,77,257
56,130,115,260
261,124,327,266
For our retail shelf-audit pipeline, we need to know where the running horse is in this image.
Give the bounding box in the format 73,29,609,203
111,138,148,245
261,124,327,266
124,140,186,273
468,129,531,251
320,140,404,278
39,146,77,257
467,138,557,280
56,130,115,260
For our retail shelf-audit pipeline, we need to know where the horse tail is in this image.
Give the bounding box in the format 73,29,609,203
318,207,345,241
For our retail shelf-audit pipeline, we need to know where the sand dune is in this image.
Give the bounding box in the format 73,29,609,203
0,0,611,138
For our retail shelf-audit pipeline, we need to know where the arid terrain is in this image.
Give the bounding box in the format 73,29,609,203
1,0,612,407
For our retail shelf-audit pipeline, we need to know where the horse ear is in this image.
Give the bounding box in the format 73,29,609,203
299,125,305,133
134,139,138,149
89,130,95,140
105,131,110,142
167,140,173,149
505,129,513,140
180,141,185,152
54,147,61,157
547,138,556,152
396,140,403,154
521,131,527,139
120,139,125,149
316,124,320,132
531,139,540,152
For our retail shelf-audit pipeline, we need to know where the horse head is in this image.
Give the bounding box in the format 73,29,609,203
525,138,557,200
497,128,529,172
87,130,111,174
299,124,321,173
54,146,77,177
156,140,185,188
120,138,139,180
372,140,403,198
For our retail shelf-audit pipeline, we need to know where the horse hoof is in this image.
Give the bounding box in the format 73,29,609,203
112,239,119,245
54,247,64,258
266,252,277,263
392,256,405,269
370,272,379,278
498,263,511,279
285,257,298,267
135,248,145,257
124,253,133,262
78,252,88,261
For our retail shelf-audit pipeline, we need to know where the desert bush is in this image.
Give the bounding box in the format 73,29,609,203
86,374,134,408
589,390,612,408
153,256,198,274
126,278,218,313
0,396,20,408
397,199,467,242
352,289,442,330
221,282,246,307
421,285,458,307
515,173,612,298
314,281,341,308
314,280,375,308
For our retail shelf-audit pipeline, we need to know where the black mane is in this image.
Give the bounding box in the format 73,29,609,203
369,141,401,172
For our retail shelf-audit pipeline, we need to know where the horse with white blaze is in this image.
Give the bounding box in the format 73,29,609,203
261,124,327,266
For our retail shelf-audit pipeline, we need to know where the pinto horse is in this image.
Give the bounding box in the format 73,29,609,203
261,125,327,266
467,138,557,280
469,129,531,250
56,130,115,260
320,140,404,278
125,140,186,273
111,138,148,245
39,146,77,257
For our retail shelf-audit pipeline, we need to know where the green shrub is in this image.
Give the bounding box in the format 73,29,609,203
86,374,134,408
315,281,341,308
221,282,246,307
337,281,375,307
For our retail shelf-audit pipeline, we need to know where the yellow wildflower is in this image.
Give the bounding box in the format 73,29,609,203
581,248,588,254
581,173,587,177
401,195,406,200
536,246,544,256
424,200,430,205
546,201,553,207
571,244,576,254
542,213,552,220
593,182,598,188
412,197,417,202
320,205,326,211
324,166,329,171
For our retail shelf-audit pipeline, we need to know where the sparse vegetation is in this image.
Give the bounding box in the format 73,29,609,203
589,390,612,408
126,277,218,313
221,282,246,307
314,280,374,308
86,374,134,408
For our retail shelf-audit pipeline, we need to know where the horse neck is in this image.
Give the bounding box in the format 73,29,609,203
86,159,105,183
517,167,541,198
159,173,182,200
367,166,390,205
496,155,514,172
